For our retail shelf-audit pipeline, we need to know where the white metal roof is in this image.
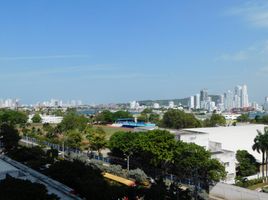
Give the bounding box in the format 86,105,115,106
184,124,267,162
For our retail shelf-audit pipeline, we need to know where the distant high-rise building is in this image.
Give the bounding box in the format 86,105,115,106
200,89,208,102
169,101,175,109
188,96,194,109
194,94,200,109
234,85,242,108
264,97,268,111
224,90,233,111
241,84,249,108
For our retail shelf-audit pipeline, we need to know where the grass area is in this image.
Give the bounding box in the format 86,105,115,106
248,182,268,190
93,125,133,139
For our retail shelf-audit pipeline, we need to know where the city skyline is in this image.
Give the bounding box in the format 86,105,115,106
0,1,268,103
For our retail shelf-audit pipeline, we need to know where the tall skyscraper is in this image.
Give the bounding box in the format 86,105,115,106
224,90,233,111
234,85,242,108
200,89,208,102
241,84,249,108
264,97,268,111
194,94,200,109
188,96,194,109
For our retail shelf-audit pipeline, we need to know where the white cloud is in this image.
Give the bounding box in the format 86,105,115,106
217,51,248,61
228,1,268,28
216,40,268,62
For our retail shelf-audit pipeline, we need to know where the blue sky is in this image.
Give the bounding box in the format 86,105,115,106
0,0,268,104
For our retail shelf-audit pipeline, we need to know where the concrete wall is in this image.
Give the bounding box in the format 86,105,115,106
210,182,268,200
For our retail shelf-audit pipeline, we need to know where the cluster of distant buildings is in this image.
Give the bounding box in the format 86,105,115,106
188,84,253,112
35,99,83,108
129,100,183,110
129,84,267,113
0,98,20,108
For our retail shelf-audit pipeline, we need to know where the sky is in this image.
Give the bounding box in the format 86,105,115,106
0,0,268,104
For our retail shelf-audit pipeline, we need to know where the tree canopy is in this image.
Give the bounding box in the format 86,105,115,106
32,113,42,123
0,176,59,200
0,109,28,125
94,110,132,124
160,109,202,129
85,127,107,154
236,150,259,178
109,130,226,191
0,124,20,151
58,112,88,132
203,114,226,127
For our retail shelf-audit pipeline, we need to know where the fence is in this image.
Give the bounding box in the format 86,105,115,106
21,136,111,163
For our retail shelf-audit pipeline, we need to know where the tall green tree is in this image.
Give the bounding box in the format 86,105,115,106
0,124,20,151
204,114,226,127
86,127,107,155
161,109,201,129
0,176,59,200
65,130,82,149
58,112,88,132
32,113,42,123
252,128,268,180
0,109,28,125
236,150,259,178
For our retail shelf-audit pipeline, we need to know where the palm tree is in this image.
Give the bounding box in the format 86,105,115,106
253,127,268,182
253,131,266,181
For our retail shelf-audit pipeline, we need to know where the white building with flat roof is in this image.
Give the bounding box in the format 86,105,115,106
184,124,267,163
167,128,236,184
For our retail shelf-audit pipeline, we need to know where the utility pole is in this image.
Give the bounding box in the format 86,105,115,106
127,155,130,171
62,139,65,159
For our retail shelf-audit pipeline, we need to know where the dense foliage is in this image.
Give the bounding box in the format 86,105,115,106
252,127,268,181
109,130,226,191
32,113,42,123
46,160,127,200
0,109,28,125
0,124,20,151
95,110,132,124
236,150,259,178
160,109,202,129
0,176,59,200
203,114,226,127
57,112,88,132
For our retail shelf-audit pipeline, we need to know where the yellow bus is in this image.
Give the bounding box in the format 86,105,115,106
103,172,136,187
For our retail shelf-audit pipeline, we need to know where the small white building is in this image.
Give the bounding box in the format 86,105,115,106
170,129,236,184
28,114,63,124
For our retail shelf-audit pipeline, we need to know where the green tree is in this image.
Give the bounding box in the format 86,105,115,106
31,113,42,123
237,113,250,122
58,112,88,132
0,109,28,125
46,160,122,200
161,109,201,129
172,142,226,191
86,127,107,155
109,130,226,191
204,114,226,127
65,130,82,149
252,128,268,180
109,131,140,157
0,176,59,200
0,124,20,151
236,150,259,178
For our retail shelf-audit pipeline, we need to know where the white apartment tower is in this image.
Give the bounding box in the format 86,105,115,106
241,84,249,108
189,96,195,109
194,94,200,109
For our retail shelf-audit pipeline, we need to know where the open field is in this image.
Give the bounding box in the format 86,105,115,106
93,125,133,139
